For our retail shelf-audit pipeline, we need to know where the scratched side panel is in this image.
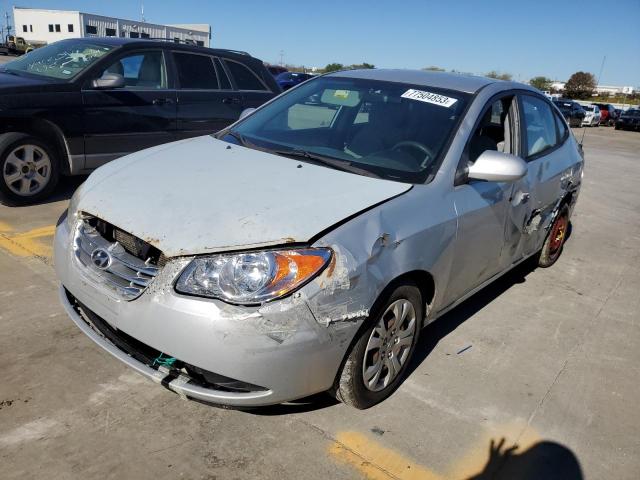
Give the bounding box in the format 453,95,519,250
305,181,458,329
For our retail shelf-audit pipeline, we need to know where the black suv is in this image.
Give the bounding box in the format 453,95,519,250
615,109,640,131
552,99,586,128
0,38,280,205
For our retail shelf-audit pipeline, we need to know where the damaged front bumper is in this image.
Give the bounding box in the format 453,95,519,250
54,221,358,407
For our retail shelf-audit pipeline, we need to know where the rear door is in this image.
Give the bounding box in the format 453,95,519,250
222,58,275,110
173,51,245,138
510,93,576,259
82,49,177,169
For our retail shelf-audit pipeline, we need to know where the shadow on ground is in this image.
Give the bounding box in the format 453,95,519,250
11,175,87,208
468,437,583,480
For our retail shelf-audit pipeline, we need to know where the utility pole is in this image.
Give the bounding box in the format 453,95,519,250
279,50,284,67
141,1,146,22
596,55,606,96
5,11,12,38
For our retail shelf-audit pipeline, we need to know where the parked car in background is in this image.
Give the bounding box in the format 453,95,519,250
594,103,618,126
267,65,288,76
581,104,601,126
0,37,279,205
56,70,583,409
615,109,640,131
276,71,314,90
552,99,585,127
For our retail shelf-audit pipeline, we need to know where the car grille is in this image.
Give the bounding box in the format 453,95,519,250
72,214,162,300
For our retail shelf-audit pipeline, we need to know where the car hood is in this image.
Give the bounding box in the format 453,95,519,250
77,136,411,257
0,71,55,89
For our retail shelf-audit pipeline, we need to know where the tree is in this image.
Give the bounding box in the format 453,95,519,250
564,71,596,99
324,63,344,72
423,66,445,72
529,76,552,92
486,70,513,81
350,62,375,69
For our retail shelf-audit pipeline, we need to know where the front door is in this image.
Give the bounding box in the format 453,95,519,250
444,94,524,305
82,49,177,169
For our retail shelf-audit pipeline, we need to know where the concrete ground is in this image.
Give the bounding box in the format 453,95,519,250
1,127,639,479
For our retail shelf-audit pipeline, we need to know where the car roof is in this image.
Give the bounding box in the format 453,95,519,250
326,69,523,94
54,37,256,61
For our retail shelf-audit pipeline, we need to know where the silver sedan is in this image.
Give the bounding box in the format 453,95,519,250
55,69,583,409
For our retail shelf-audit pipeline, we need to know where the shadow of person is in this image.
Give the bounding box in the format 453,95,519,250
467,437,583,480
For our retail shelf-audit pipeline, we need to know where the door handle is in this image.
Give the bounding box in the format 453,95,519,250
152,98,174,105
222,97,241,105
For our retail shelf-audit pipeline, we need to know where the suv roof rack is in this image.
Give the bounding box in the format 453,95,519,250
141,37,250,55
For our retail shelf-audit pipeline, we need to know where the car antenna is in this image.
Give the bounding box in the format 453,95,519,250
581,54,607,146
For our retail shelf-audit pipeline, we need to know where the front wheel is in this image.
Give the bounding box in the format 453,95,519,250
0,133,60,206
538,204,570,268
332,283,422,409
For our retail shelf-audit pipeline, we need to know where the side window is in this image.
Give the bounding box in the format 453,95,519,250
213,58,232,89
554,111,568,140
102,51,167,89
521,95,557,157
224,60,267,91
467,96,513,163
174,53,219,89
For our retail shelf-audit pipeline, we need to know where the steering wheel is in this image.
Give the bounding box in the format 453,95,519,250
391,141,434,168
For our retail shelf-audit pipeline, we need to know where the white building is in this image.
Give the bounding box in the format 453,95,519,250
12,7,211,47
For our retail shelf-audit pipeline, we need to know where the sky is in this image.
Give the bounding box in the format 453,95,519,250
4,0,640,86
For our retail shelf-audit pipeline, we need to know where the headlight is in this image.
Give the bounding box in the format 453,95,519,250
66,184,83,230
175,248,332,304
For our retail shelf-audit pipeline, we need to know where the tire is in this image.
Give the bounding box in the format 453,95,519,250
0,133,60,206
538,204,570,268
332,282,422,409
615,124,620,130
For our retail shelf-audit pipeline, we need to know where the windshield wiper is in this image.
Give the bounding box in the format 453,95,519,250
272,149,379,177
221,130,250,147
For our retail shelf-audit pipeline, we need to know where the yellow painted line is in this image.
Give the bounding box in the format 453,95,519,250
14,225,56,239
0,220,14,232
329,422,542,480
329,431,443,480
0,224,55,259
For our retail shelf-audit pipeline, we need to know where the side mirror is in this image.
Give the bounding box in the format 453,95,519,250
91,73,125,90
239,108,256,120
467,150,527,183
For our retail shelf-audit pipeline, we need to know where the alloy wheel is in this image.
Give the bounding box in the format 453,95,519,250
362,299,416,392
3,144,52,197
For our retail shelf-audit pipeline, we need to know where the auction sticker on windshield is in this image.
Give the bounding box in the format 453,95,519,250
401,89,458,108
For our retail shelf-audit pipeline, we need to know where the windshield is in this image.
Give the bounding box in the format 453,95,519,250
1,40,115,80
226,76,470,183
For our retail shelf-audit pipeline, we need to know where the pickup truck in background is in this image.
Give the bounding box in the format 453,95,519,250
0,35,44,56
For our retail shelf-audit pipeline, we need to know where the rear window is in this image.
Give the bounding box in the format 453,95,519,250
174,52,219,89
224,60,267,91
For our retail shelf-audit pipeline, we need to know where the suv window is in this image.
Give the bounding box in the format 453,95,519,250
213,58,232,89
522,95,557,157
102,51,167,89
224,60,267,91
174,52,219,89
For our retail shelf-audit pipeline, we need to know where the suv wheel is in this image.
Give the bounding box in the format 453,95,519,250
332,282,422,409
0,133,60,206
